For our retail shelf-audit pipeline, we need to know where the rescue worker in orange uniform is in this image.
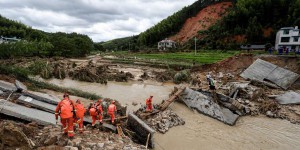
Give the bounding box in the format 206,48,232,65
146,96,153,112
107,100,117,124
75,99,86,134
89,99,103,126
55,93,76,138
89,103,98,127
95,99,103,123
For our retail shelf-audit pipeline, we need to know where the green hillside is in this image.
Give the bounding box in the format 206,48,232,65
0,15,93,58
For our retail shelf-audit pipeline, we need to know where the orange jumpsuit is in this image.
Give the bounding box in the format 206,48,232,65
146,97,153,112
89,107,97,126
55,98,75,138
97,104,103,123
75,103,86,133
108,104,117,124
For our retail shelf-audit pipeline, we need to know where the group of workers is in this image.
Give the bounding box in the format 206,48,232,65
55,93,117,138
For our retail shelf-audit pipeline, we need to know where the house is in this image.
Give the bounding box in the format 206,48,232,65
158,39,176,50
0,36,21,43
275,26,300,51
240,44,265,50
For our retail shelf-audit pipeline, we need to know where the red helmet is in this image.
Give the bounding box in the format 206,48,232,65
98,99,102,102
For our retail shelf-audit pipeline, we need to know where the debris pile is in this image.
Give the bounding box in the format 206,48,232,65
0,120,145,150
145,109,185,134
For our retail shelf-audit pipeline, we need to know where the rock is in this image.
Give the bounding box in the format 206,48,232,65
106,146,114,150
97,143,105,148
67,140,73,146
266,111,274,118
64,146,78,150
0,122,33,149
44,134,58,146
245,100,250,104
86,142,97,148
132,101,138,106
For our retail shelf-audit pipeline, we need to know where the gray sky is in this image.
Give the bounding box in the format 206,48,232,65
0,0,196,42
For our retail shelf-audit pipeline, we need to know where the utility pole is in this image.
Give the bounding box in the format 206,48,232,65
194,37,197,55
129,42,130,51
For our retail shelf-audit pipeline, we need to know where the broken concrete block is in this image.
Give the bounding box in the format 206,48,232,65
181,88,239,125
0,80,17,92
128,113,155,148
17,95,56,113
15,80,27,92
275,91,300,104
0,99,56,126
23,91,60,105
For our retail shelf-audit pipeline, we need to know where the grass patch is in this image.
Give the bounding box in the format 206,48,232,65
102,50,241,66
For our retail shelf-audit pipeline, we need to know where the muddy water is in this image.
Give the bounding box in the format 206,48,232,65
43,78,174,111
42,79,300,150
155,103,300,150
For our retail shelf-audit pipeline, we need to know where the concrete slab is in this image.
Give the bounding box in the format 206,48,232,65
15,80,27,92
240,59,277,81
0,99,56,125
0,90,3,95
181,88,239,125
275,91,300,104
266,67,300,90
23,91,60,105
17,95,56,113
128,113,155,148
240,59,299,89
0,80,17,92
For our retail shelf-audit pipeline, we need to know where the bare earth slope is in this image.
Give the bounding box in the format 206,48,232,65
169,2,232,44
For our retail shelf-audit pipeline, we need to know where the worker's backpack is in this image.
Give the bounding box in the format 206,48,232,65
89,107,97,116
60,99,73,118
76,104,86,118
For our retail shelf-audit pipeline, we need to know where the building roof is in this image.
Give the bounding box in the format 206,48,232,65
240,45,265,50
158,39,176,43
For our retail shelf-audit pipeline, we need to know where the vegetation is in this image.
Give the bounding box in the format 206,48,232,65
197,0,300,49
0,15,94,58
0,64,101,100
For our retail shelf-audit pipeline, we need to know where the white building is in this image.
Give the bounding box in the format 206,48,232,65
158,39,176,50
0,36,21,43
275,26,300,51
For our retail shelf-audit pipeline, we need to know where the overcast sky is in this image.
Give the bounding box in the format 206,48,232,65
0,0,196,42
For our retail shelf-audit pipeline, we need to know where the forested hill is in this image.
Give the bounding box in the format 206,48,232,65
196,0,300,49
137,0,233,47
0,15,94,58
138,0,300,49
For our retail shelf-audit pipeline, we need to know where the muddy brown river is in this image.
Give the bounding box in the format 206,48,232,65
44,78,300,150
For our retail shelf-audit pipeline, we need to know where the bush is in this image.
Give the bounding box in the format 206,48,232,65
28,60,53,79
173,70,190,84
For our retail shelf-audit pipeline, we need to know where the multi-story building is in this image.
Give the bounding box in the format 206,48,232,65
158,39,176,51
275,26,300,51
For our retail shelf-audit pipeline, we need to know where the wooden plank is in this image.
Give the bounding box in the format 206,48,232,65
159,87,186,111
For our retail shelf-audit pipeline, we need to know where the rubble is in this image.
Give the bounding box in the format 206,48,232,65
145,109,185,134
